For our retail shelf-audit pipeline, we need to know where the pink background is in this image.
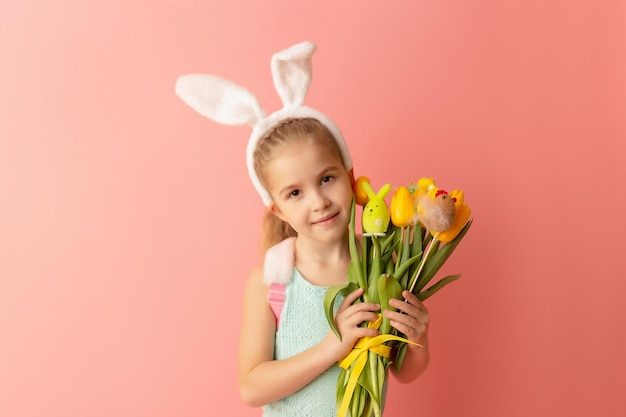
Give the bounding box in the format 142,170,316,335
1,1,625,416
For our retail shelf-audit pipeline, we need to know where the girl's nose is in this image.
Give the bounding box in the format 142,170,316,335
310,189,331,210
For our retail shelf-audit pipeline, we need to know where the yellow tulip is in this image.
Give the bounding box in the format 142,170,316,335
353,176,371,206
412,177,437,200
390,186,415,227
436,190,471,243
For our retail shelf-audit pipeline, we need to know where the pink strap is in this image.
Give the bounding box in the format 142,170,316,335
268,283,286,328
264,238,295,328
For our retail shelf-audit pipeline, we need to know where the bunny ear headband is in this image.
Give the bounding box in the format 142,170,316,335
175,41,353,206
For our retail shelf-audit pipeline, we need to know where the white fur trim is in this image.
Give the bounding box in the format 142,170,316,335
175,41,353,206
263,237,296,285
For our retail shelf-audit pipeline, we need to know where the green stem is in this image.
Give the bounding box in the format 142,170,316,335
361,234,369,286
394,227,406,274
369,351,378,398
348,198,366,290
369,236,381,289
400,226,413,288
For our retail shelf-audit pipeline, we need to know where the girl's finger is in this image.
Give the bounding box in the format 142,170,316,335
344,311,379,328
337,287,364,312
401,291,428,314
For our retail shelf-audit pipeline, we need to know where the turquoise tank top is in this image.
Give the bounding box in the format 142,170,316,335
263,269,342,417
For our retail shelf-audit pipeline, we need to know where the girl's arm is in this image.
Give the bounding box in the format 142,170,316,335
385,290,431,383
237,267,380,407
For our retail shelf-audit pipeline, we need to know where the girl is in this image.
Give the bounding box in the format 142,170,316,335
175,41,430,416
238,118,430,416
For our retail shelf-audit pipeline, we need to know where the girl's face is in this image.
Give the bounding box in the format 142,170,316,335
265,138,353,244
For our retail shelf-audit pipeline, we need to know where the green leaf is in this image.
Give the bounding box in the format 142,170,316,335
381,239,399,267
377,354,388,393
393,252,423,283
411,239,440,293
351,381,361,417
394,342,408,373
409,224,424,279
346,261,359,286
411,223,423,257
397,227,411,271
422,231,433,251
417,273,462,301
377,274,403,335
380,228,397,254
357,382,367,417
367,280,380,305
324,281,359,339
414,226,425,258
385,259,395,275
362,399,375,417
335,368,350,415
336,368,348,412
360,356,377,403
416,219,472,293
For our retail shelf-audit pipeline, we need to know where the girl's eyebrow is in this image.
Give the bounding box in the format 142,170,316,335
318,164,340,176
313,165,340,182
277,183,299,197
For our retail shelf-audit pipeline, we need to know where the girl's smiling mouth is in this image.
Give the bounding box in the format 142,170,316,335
313,212,339,226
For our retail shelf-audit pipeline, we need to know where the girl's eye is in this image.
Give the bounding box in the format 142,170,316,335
321,176,333,183
289,190,301,198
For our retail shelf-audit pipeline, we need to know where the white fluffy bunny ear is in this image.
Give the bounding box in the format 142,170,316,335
176,41,352,207
271,41,316,109
175,74,265,127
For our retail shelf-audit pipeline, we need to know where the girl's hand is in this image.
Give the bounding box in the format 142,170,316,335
385,290,430,347
323,287,380,361
387,291,431,382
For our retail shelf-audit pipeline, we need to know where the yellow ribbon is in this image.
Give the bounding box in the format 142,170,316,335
337,315,422,417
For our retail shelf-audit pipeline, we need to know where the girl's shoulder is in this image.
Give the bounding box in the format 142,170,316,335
244,265,266,294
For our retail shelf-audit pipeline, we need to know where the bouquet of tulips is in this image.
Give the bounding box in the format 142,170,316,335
323,177,472,417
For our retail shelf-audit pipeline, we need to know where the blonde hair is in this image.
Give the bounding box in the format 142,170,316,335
253,118,346,253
